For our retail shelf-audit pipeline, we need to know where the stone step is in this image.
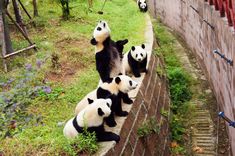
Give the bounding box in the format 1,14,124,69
192,133,213,137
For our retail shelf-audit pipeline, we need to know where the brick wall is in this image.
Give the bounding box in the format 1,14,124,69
104,52,171,156
148,0,235,155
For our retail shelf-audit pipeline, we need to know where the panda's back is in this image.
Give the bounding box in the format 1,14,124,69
108,46,123,77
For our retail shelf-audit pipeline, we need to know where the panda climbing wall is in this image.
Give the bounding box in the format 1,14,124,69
63,98,120,142
90,21,128,82
74,75,138,127
137,0,148,12
123,44,148,77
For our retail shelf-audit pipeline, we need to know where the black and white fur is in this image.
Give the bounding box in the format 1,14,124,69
90,21,128,82
64,98,120,142
137,0,148,12
75,75,138,127
123,44,148,77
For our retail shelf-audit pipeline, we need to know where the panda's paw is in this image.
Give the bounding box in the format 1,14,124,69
144,69,148,74
113,134,120,143
117,111,128,117
123,98,133,104
134,73,141,78
106,120,117,127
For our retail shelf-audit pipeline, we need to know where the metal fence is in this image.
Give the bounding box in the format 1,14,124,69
206,0,235,29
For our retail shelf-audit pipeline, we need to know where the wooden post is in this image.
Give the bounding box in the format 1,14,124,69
12,0,27,35
32,0,39,17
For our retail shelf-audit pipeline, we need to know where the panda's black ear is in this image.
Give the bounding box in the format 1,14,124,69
98,108,105,116
115,77,121,84
87,98,94,104
118,39,128,46
90,38,98,45
141,44,145,49
131,46,135,51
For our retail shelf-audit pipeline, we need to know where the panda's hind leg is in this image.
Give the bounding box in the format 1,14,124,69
96,131,120,143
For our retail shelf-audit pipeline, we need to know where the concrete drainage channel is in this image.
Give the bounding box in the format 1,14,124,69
192,103,216,156
174,38,220,155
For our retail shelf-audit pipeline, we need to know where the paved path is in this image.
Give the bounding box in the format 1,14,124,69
174,38,217,155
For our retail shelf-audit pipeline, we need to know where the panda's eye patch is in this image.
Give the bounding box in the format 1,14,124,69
140,53,143,57
106,103,110,108
97,27,102,31
129,81,132,86
136,54,138,58
103,23,106,28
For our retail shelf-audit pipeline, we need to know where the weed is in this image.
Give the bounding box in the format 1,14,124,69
137,117,160,138
160,108,168,118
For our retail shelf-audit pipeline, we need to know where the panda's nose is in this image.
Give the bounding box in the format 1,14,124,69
97,27,102,31
138,58,141,61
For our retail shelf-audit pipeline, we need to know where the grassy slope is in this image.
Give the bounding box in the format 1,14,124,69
153,20,195,155
0,0,146,155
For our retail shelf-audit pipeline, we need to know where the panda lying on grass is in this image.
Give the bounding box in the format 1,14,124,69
63,98,120,143
75,75,138,127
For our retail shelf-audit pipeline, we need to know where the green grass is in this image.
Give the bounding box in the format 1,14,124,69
153,20,193,155
0,0,146,154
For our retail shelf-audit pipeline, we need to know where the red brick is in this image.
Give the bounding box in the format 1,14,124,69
121,142,133,156
132,139,145,156
129,131,138,146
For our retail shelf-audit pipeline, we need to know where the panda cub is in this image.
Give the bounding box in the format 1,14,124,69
75,75,138,127
123,44,148,77
64,98,120,142
90,21,128,82
137,0,148,12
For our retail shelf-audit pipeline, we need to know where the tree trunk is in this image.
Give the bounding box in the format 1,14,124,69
88,0,93,8
61,0,69,20
12,0,27,35
0,0,13,55
33,0,38,17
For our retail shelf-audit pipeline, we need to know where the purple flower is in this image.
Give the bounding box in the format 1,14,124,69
43,86,51,94
36,60,42,68
7,78,14,84
25,64,32,71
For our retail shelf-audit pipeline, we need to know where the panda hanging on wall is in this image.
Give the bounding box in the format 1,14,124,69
75,75,138,127
63,98,120,143
123,44,148,77
90,20,128,82
137,0,148,12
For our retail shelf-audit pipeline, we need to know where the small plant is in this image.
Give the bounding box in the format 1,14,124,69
76,130,99,154
38,86,64,101
160,108,168,118
51,53,61,69
167,67,192,112
156,66,164,78
137,117,160,138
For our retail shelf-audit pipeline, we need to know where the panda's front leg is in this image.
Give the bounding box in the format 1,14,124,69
96,132,120,143
115,97,128,116
132,67,141,77
121,92,133,104
105,112,117,127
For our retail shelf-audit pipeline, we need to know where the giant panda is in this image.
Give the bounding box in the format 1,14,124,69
75,75,138,127
63,98,120,142
123,44,148,77
90,20,128,82
137,0,148,12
